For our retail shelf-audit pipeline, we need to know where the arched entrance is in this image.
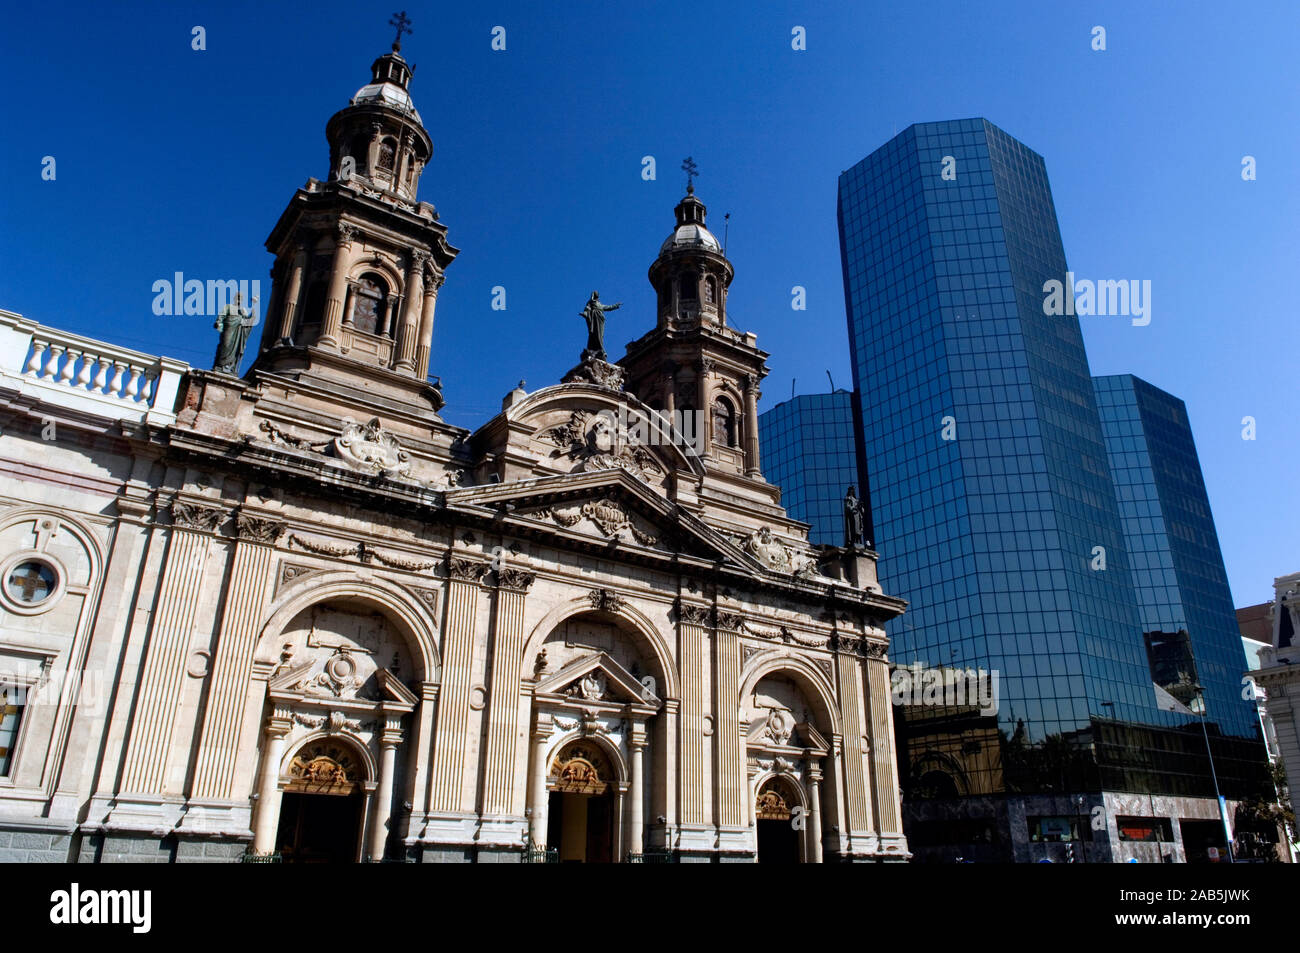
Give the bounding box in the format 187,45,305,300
547,741,616,863
275,739,367,863
755,778,802,863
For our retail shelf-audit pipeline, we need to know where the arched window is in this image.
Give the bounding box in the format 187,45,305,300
351,273,388,336
711,397,736,447
377,138,397,173
704,275,717,304
349,134,371,174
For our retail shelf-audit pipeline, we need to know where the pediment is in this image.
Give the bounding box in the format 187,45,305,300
447,469,764,573
536,651,661,708
469,385,706,491
269,653,417,710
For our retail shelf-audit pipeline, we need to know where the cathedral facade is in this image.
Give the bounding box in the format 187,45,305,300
0,43,908,863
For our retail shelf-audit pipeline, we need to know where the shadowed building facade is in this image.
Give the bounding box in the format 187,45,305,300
0,42,907,863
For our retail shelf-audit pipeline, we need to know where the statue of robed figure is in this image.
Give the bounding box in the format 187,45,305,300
844,485,867,549
580,291,621,361
212,292,259,375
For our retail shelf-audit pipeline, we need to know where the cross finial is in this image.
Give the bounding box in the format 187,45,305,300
389,10,413,51
681,156,699,193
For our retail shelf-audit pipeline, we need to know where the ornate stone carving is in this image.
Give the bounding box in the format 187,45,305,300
171,501,225,532
295,647,366,698
447,556,488,583
741,526,792,572
864,641,889,660
575,670,607,701
336,222,358,246
587,588,626,613
497,567,536,591
236,514,286,544
762,708,795,745
279,562,316,591
561,354,626,390
755,789,791,820
581,497,657,545
408,586,439,615
815,658,834,682
537,411,665,483
335,417,411,478
257,419,331,452
678,602,713,627
289,534,357,559
742,643,763,666
716,611,744,632
369,548,438,572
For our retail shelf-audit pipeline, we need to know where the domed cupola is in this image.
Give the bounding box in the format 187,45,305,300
324,44,431,203
648,183,734,330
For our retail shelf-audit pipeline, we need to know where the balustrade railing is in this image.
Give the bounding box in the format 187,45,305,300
0,310,188,424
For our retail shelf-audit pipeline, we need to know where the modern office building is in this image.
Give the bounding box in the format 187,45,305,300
757,390,862,547
838,118,1272,861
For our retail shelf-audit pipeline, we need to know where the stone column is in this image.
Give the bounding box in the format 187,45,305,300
191,514,285,801
383,295,402,339
368,727,402,861
250,715,291,854
696,360,712,455
713,617,746,828
806,761,824,863
627,725,646,859
275,238,310,345
341,280,357,327
834,640,874,843
395,251,427,372
865,646,903,839
527,722,552,845
119,501,224,796
743,374,761,476
415,263,444,379
317,223,357,348
428,556,486,814
481,567,536,816
677,602,710,826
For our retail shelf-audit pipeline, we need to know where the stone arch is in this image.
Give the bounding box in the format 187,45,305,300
754,771,807,815
281,729,377,785
739,652,842,737
548,731,628,788
254,572,440,683
347,255,405,298
910,751,969,797
522,594,678,700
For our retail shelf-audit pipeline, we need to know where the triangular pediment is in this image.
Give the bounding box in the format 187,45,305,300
536,651,661,708
446,469,765,574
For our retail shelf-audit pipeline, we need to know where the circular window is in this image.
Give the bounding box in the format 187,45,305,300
5,560,57,606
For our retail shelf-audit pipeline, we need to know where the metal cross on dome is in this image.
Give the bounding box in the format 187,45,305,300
681,156,699,191
389,11,413,51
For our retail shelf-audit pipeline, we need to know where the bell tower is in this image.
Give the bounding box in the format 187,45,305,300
251,29,457,413
620,181,772,488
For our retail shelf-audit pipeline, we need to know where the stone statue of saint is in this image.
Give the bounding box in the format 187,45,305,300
580,291,621,361
844,485,866,549
212,292,259,375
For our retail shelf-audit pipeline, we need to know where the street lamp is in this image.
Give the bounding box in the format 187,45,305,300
1190,683,1234,863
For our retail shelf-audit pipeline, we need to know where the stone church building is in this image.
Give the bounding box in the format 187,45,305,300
0,41,908,863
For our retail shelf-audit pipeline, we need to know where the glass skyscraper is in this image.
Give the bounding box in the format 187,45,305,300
757,391,861,547
1093,374,1257,742
838,119,1269,861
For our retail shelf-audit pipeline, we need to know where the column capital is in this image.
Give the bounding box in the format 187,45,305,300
497,567,537,592
447,555,489,583
336,222,358,247
235,512,286,545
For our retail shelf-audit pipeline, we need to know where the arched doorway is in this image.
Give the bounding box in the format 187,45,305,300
275,739,367,863
755,778,802,863
547,741,617,863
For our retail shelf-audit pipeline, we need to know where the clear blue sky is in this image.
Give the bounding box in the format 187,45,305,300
1,1,1295,604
